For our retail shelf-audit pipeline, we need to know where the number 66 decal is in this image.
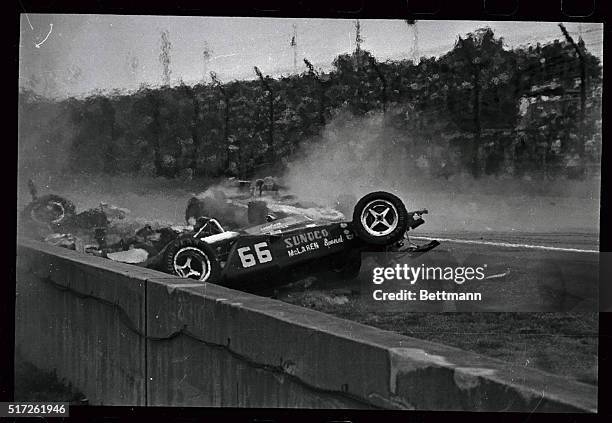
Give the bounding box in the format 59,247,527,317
237,242,273,268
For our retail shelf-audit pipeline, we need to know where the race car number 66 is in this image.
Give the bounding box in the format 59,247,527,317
237,242,273,268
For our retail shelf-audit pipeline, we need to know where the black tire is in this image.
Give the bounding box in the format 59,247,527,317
352,191,409,246
21,194,76,226
331,250,362,280
161,237,221,282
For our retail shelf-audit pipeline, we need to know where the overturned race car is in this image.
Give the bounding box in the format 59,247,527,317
140,191,439,288
20,186,439,289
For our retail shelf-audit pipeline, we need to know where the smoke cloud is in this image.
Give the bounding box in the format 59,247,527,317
282,110,601,234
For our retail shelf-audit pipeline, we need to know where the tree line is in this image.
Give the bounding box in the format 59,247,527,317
18,27,602,180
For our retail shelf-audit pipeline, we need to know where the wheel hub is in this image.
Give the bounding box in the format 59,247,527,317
173,247,211,281
360,199,399,237
32,201,66,224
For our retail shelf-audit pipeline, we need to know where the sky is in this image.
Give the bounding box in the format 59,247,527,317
18,14,603,99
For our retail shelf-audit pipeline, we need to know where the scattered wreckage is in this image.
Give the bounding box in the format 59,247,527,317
20,179,129,244
20,179,439,289
184,184,347,228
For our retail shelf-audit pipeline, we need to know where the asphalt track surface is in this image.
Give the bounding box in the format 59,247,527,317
275,229,599,313
221,192,599,312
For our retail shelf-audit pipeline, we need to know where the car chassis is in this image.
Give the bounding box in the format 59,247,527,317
144,191,440,288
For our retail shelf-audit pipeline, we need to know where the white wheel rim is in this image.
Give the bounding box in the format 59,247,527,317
360,199,399,237
173,247,211,281
31,201,66,224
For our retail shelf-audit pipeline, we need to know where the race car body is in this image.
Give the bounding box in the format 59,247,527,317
145,191,440,288
217,218,355,284
21,186,439,289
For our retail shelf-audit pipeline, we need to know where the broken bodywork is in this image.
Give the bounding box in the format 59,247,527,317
109,190,438,288
20,180,439,289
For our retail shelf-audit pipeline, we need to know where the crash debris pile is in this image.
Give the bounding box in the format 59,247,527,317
18,179,439,291
186,176,349,227
20,194,132,254
19,187,202,269
19,177,351,271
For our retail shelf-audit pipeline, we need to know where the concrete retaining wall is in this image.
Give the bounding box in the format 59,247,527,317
15,238,597,411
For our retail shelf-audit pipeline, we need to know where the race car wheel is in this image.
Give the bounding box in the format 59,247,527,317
352,191,409,245
161,237,221,282
22,194,76,226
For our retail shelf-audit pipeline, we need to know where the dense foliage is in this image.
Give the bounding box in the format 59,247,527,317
18,28,602,180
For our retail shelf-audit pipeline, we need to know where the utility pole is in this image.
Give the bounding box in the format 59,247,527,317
355,20,363,54
405,20,420,62
354,20,364,71
159,29,172,86
202,42,212,83
290,24,297,73
559,23,587,158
